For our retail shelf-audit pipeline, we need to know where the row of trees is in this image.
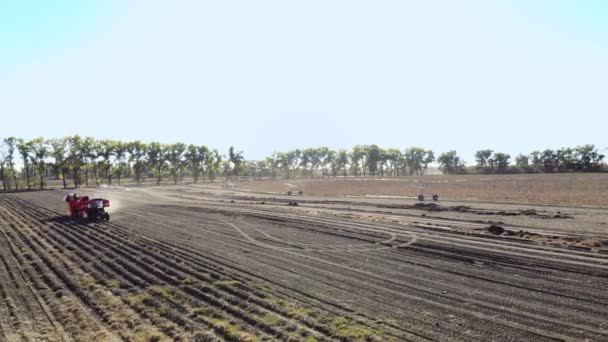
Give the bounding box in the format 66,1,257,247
263,146,436,179
0,136,242,190
0,136,605,191
474,146,606,174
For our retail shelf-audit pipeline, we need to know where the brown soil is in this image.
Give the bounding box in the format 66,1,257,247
1,185,608,341
237,174,608,207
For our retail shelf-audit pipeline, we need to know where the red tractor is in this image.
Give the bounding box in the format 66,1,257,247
65,194,110,222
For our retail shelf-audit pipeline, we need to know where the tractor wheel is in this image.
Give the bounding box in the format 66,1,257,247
288,190,293,196
104,213,110,221
432,195,439,201
418,194,425,201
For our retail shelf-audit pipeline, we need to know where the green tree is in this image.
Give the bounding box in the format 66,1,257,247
0,140,7,190
166,143,186,184
515,153,533,173
474,149,494,174
350,145,366,177
529,151,542,172
114,141,128,185
384,148,402,176
335,149,350,177
366,145,381,176
493,152,511,173
67,135,85,187
574,144,604,172
4,138,19,190
79,137,97,186
17,139,33,190
50,138,69,188
540,149,556,173
265,155,280,179
314,147,331,177
228,146,245,178
285,150,301,178
206,149,223,180
97,140,116,184
128,141,148,184
324,149,337,177
404,147,434,176
438,150,466,175
30,138,50,189
147,142,168,185
271,152,289,178
85,139,101,186
300,148,313,177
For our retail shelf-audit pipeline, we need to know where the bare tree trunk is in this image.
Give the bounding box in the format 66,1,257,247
72,168,79,188
24,162,31,190
0,167,6,191
61,170,67,189
93,166,99,186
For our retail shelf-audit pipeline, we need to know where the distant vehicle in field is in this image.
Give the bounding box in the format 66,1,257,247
288,189,303,196
418,193,439,201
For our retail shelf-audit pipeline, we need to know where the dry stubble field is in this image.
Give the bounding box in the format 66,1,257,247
1,175,608,341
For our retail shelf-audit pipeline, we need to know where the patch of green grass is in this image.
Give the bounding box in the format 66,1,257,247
303,335,319,342
79,276,95,290
273,299,314,319
109,279,122,289
151,285,176,300
259,312,286,326
132,329,162,342
214,279,237,287
96,293,113,306
125,292,150,305
210,318,242,340
329,316,379,340
192,306,216,317
181,276,198,285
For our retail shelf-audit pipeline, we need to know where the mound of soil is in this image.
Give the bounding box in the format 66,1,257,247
414,203,439,208
487,225,505,235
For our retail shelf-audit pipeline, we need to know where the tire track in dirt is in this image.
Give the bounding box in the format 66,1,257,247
0,205,121,341
9,190,608,341
119,198,608,340
1,196,269,341
0,196,210,341
2,194,422,341
112,206,567,340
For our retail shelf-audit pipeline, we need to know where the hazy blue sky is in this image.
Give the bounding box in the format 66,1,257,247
1,0,606,161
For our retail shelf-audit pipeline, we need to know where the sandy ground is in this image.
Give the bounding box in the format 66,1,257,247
1,183,607,341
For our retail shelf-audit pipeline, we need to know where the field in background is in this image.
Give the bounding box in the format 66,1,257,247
238,173,608,207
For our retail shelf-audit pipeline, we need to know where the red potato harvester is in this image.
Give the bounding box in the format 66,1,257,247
65,193,110,222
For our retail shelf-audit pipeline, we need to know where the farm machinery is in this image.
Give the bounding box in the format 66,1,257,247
65,193,110,222
287,189,303,196
416,183,439,201
418,193,439,201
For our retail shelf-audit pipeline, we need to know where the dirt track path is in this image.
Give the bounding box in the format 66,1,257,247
2,188,608,341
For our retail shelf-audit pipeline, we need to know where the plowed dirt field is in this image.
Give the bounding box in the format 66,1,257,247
1,185,608,341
